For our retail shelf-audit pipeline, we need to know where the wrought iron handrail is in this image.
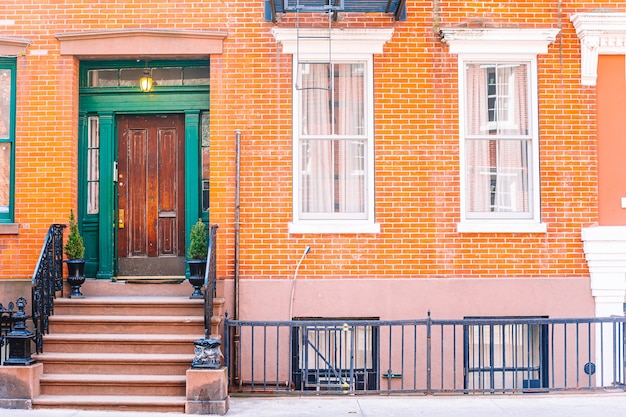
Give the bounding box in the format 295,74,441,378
31,224,65,354
0,301,15,365
203,224,218,338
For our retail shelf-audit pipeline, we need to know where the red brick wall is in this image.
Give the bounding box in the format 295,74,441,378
0,1,601,281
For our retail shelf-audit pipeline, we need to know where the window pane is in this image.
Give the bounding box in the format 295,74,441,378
184,66,210,85
201,112,210,212
87,117,100,214
119,68,143,87
0,69,11,137
465,63,529,136
300,139,365,215
153,67,182,86
87,69,119,87
334,63,365,136
300,63,331,136
0,143,10,213
467,323,542,390
466,139,529,214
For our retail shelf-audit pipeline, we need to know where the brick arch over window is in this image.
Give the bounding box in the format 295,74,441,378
55,29,227,59
0,36,30,56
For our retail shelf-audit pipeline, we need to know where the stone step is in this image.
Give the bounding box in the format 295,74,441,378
42,333,200,354
34,352,194,375
48,315,205,335
32,394,186,413
65,278,194,298
53,296,206,316
39,374,187,396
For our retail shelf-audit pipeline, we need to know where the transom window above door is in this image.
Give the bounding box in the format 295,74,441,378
85,65,209,88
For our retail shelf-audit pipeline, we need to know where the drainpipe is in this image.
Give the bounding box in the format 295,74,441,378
234,129,241,321
233,130,241,384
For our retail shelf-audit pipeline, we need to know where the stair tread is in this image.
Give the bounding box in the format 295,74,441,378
50,315,204,322
43,333,201,341
34,352,193,361
55,295,207,303
34,394,186,404
41,374,186,382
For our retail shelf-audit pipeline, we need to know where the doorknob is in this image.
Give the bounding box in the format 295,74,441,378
118,209,124,229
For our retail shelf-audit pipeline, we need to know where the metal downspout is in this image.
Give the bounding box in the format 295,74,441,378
234,130,241,321
233,130,241,384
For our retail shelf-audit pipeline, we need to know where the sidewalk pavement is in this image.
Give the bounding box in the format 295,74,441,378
2,393,626,417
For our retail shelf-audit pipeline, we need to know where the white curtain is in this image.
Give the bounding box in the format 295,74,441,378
301,64,332,213
300,63,365,215
336,63,365,213
466,64,529,214
466,65,491,212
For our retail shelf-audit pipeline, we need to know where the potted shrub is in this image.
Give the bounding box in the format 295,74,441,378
64,209,86,298
187,218,208,298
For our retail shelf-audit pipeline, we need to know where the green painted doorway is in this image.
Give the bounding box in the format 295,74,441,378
78,60,210,279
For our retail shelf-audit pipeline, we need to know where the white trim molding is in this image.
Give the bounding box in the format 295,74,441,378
571,12,626,86
439,28,559,55
581,225,626,386
272,28,394,56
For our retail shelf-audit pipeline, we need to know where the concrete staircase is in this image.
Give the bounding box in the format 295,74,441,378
31,278,224,413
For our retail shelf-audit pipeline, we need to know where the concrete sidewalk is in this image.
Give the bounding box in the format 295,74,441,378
2,393,626,417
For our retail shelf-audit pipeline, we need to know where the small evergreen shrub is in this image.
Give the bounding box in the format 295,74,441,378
64,209,85,260
188,219,208,260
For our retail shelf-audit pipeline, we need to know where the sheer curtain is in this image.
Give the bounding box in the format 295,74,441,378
301,63,332,213
300,63,365,216
336,63,365,213
465,64,529,215
466,65,491,212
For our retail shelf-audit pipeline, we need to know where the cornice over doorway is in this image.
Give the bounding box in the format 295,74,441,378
55,29,227,59
0,36,31,56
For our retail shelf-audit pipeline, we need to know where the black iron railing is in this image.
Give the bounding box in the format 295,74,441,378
31,224,65,354
203,224,218,338
0,301,15,365
225,314,626,395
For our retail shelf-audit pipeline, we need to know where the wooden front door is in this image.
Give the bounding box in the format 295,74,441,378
117,115,186,276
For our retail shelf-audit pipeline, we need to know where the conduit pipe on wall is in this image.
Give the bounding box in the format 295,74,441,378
234,130,241,321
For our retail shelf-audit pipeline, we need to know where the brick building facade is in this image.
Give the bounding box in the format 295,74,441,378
2,1,626,372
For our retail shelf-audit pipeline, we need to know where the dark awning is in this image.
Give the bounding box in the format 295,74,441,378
265,0,406,23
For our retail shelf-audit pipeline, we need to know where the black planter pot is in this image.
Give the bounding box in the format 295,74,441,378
187,259,207,299
64,259,86,298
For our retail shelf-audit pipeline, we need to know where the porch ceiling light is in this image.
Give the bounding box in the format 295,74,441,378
139,69,153,92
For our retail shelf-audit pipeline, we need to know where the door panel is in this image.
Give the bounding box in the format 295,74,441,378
117,115,185,276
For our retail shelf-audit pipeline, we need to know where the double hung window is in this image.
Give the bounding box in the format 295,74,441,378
464,62,532,218
298,62,367,219
272,28,392,234
0,58,16,222
440,28,557,233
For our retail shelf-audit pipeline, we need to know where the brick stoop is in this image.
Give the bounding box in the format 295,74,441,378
31,279,225,413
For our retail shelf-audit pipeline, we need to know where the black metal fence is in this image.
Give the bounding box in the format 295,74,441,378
224,314,626,395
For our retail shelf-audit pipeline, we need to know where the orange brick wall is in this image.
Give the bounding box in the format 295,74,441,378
0,1,604,281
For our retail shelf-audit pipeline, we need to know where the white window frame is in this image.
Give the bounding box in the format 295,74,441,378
273,28,393,234
440,28,557,233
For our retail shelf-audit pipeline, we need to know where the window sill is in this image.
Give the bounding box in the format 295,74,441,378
289,222,381,235
0,223,19,235
457,221,547,234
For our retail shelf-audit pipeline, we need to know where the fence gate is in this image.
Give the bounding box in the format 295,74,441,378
291,322,378,392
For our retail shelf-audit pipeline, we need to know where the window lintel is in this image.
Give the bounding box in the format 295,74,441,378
440,28,559,55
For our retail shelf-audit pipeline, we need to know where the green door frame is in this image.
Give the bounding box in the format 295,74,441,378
78,60,209,279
